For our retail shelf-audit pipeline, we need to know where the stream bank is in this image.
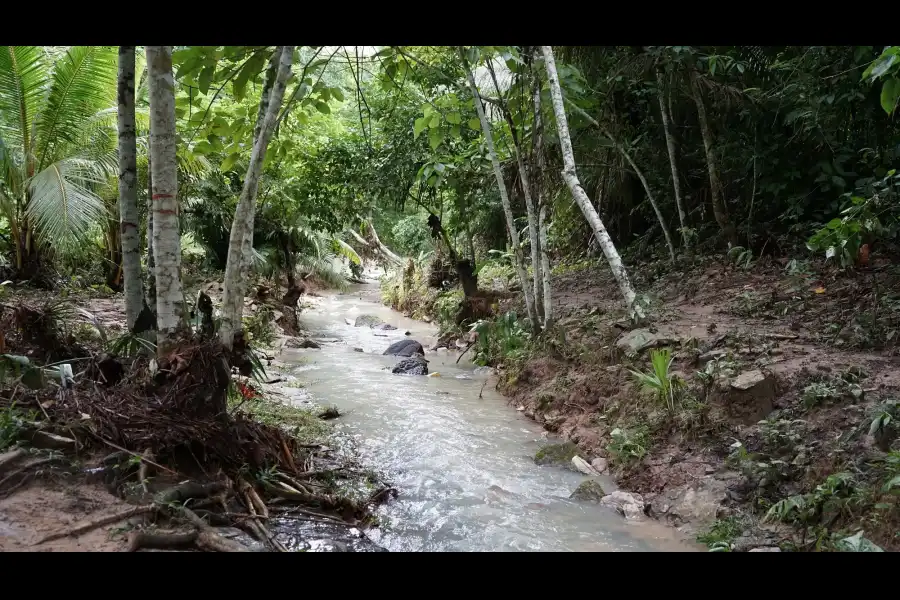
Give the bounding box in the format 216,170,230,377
382,256,900,552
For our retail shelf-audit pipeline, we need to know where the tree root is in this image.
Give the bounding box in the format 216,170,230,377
175,506,249,552
0,457,58,497
33,505,156,546
155,480,230,505
0,448,27,473
128,530,198,552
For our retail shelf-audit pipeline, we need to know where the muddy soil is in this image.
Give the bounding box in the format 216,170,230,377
485,256,900,550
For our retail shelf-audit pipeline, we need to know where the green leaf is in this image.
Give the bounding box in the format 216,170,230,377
331,87,345,102
450,124,461,138
414,117,428,139
446,112,462,124
198,65,215,95
468,118,482,131
221,153,240,172
233,78,247,102
193,141,213,155
429,114,441,128
429,129,444,151
880,77,900,115
314,100,330,114
827,218,842,230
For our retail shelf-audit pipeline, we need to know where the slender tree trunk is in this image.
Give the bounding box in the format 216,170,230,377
146,46,185,355
541,46,640,317
145,153,156,316
117,46,144,331
487,63,543,327
461,49,538,328
532,61,552,327
219,46,294,349
364,219,404,267
563,98,675,264
690,71,736,246
656,70,689,251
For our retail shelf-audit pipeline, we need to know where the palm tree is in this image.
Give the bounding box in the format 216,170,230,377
0,46,118,280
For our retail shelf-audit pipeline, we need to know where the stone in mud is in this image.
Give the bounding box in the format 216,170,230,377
600,490,645,520
383,339,424,357
570,480,607,502
655,477,728,527
590,457,609,474
284,337,321,349
615,328,676,357
355,314,386,328
534,442,579,467
392,356,429,375
713,369,776,425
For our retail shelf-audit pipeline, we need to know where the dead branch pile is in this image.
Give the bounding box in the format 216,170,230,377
0,321,396,552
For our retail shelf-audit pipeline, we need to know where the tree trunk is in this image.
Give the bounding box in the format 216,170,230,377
146,46,185,355
219,46,294,349
541,46,641,317
117,46,144,331
562,98,675,264
690,71,736,246
461,49,538,329
364,219,404,267
488,63,543,328
531,61,552,327
656,70,689,252
145,154,156,313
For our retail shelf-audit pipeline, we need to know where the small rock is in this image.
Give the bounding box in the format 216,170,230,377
590,457,609,474
600,491,645,520
352,347,364,353
473,366,495,376
284,337,320,349
748,547,781,552
354,314,385,328
404,331,411,336
571,455,601,476
392,356,429,376
570,480,607,502
615,328,676,357
714,369,776,425
383,340,424,357
534,442,579,467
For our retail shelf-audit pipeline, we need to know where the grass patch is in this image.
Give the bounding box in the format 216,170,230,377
228,393,330,445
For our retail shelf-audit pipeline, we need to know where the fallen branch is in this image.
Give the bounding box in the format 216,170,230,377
155,480,230,505
128,530,198,552
33,505,156,546
176,505,249,552
0,448,26,473
0,457,57,493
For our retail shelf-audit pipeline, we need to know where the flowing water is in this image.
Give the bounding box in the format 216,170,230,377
279,281,699,552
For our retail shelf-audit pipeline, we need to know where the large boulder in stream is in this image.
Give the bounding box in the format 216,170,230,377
354,314,397,331
392,356,429,376
383,339,425,357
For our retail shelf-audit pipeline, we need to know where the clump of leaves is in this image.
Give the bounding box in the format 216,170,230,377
764,472,857,527
627,348,683,414
243,306,276,347
471,311,530,367
606,426,649,466
697,515,750,551
0,403,38,452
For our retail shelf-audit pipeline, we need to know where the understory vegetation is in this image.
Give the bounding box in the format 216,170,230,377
1,44,899,551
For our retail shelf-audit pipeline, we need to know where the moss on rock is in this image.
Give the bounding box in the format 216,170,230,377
534,441,579,466
570,480,607,502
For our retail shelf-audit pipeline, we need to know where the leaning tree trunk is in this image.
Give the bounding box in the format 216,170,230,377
461,50,538,328
531,60,552,327
145,153,156,316
219,46,294,349
146,46,185,355
656,70,689,252
690,71,736,247
117,46,144,331
541,46,640,317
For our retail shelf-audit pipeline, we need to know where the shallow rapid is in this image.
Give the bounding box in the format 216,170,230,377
281,282,698,552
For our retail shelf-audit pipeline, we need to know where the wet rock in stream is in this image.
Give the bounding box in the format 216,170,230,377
534,442,579,468
570,480,607,502
354,314,397,330
284,337,321,349
391,356,429,375
271,519,388,552
383,339,425,357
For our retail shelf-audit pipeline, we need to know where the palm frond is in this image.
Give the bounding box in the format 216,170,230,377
0,46,47,156
33,46,117,172
333,237,362,265
26,157,108,252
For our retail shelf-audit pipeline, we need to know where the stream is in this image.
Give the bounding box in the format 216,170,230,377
277,281,699,552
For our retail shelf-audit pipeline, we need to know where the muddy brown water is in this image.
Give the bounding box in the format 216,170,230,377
279,281,700,552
